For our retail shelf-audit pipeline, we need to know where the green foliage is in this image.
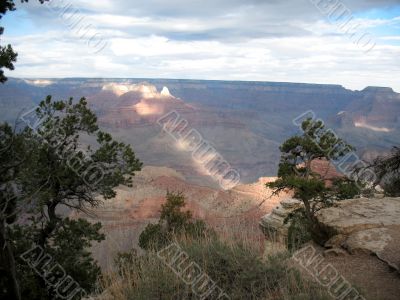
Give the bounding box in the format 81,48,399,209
138,192,208,250
0,0,16,16
0,0,17,83
21,95,142,217
10,219,105,299
0,1,48,83
267,118,359,245
0,44,17,83
46,219,105,292
0,122,33,300
331,178,360,200
1,3,127,299
138,223,168,251
370,146,400,197
285,209,312,251
160,191,193,231
271,176,326,203
0,123,28,224
0,96,142,299
382,177,400,197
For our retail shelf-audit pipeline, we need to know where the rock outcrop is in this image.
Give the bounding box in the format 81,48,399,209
316,197,400,273
261,196,400,273
260,196,400,271
259,198,302,243
261,197,400,299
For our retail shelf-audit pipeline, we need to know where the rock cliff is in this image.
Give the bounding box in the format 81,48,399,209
2,78,399,186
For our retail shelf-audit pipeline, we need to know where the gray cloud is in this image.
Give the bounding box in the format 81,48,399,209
16,0,399,42
67,0,399,18
4,0,400,91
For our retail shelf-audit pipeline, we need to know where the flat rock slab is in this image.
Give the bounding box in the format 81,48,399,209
317,197,400,235
317,197,400,273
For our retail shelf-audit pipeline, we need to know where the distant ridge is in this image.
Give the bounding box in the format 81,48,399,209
1,78,399,185
10,77,400,93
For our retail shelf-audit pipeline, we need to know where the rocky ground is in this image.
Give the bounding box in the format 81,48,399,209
261,196,400,300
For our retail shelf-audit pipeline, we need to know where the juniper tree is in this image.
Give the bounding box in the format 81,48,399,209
0,123,29,300
267,118,359,245
0,96,142,299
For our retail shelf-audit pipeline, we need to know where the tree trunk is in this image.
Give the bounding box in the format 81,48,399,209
34,202,61,299
0,219,21,300
37,202,59,248
302,198,329,245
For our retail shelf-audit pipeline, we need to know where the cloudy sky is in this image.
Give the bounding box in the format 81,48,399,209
1,0,400,91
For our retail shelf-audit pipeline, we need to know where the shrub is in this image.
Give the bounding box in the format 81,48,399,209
370,146,400,197
107,235,329,300
381,177,400,197
138,192,210,250
105,192,329,300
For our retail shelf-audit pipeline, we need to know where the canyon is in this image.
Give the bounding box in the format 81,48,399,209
2,78,399,298
1,78,399,187
73,165,289,269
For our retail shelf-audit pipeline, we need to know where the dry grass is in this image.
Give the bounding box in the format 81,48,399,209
92,221,330,300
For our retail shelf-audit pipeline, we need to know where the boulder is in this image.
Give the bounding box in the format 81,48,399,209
317,197,400,273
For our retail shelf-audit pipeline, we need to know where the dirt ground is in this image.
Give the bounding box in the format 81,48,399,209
293,243,400,300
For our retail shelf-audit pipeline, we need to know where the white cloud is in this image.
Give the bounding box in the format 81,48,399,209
2,0,399,92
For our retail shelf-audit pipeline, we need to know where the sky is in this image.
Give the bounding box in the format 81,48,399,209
1,0,400,91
